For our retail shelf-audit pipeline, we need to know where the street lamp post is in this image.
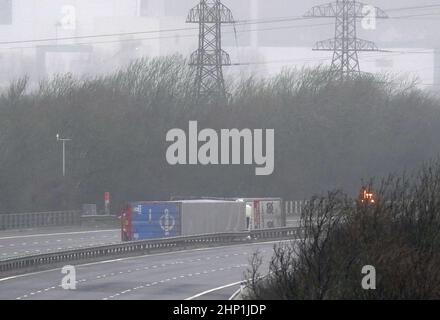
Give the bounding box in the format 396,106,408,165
56,133,72,177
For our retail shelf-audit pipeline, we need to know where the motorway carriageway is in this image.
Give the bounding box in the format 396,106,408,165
0,218,299,260
0,229,121,260
0,241,284,300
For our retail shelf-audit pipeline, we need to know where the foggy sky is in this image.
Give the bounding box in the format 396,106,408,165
0,0,438,87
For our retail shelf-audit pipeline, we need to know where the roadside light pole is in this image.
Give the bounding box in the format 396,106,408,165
56,133,72,177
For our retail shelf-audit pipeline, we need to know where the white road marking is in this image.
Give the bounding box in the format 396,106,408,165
1,240,292,286
0,229,119,240
185,280,244,300
103,265,248,300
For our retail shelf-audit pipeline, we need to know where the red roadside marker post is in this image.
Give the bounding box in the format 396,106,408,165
104,192,110,215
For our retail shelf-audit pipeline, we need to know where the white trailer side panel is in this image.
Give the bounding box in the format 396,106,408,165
180,201,246,235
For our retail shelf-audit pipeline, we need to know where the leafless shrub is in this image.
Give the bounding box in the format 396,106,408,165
2,76,29,105
245,160,440,299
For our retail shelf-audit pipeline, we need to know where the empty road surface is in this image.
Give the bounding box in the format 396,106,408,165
0,229,121,260
0,241,285,300
0,218,298,260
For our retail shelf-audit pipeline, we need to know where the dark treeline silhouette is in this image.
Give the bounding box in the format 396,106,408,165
244,160,440,299
0,55,439,213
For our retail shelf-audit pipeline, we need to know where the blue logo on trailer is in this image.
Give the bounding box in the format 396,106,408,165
131,202,181,240
159,208,175,236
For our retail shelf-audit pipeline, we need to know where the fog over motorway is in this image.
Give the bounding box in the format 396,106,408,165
0,229,120,260
0,242,281,300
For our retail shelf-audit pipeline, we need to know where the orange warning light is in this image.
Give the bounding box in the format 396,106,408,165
360,188,376,205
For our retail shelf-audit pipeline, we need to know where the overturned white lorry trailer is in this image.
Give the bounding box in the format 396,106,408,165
121,200,246,241
170,196,286,231
237,198,285,230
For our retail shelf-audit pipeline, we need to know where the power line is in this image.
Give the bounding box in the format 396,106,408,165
0,21,336,51
0,16,315,46
0,15,436,52
1,4,437,46
234,49,436,67
0,8,438,47
3,8,433,51
384,4,440,12
390,12,440,20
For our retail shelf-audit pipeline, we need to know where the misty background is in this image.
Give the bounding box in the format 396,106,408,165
0,0,439,213
0,0,439,91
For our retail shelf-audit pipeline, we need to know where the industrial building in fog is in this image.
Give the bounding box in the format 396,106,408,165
0,0,197,82
0,0,438,93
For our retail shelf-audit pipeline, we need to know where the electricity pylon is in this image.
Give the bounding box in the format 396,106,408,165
305,0,388,80
186,0,235,103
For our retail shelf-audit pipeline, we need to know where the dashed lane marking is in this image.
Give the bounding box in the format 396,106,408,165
103,264,248,300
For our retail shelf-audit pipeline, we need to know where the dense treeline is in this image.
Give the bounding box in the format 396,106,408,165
0,55,439,213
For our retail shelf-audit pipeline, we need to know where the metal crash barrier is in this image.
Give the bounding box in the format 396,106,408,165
0,227,302,277
0,211,82,230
